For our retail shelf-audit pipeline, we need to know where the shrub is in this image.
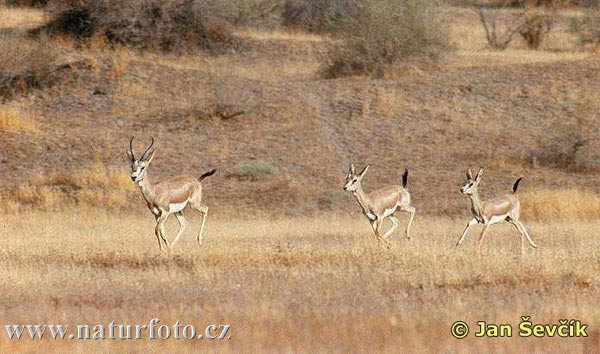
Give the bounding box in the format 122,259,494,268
281,0,360,32
4,0,48,7
37,0,239,53
323,0,448,78
518,11,554,49
570,5,600,50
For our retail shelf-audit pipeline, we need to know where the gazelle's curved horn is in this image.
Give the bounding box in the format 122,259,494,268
129,136,136,162
141,137,155,161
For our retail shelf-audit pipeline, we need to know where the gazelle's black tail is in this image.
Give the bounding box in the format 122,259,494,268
199,169,217,182
512,177,523,194
402,169,409,188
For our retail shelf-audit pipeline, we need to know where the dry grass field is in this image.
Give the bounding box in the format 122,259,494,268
0,212,599,353
1,1,599,352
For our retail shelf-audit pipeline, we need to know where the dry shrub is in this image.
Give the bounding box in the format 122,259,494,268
14,162,133,210
518,11,554,49
38,0,239,53
0,104,37,132
522,189,600,221
0,34,60,99
4,0,48,6
281,0,360,32
322,0,448,78
570,5,600,50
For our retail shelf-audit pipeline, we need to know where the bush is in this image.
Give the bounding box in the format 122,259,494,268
37,0,239,53
518,12,554,49
570,5,600,50
4,0,48,7
281,0,360,32
323,0,448,78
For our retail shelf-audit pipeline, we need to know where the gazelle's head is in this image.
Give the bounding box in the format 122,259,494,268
343,163,369,192
460,167,483,195
127,136,155,183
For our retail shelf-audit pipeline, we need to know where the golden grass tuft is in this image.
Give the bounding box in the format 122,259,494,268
14,162,133,210
0,104,37,132
521,188,600,221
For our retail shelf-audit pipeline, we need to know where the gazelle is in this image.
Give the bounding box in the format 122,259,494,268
127,137,216,251
343,164,416,248
456,167,537,252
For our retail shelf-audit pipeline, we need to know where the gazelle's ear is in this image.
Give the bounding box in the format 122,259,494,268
466,167,473,180
350,163,355,175
126,149,134,163
475,167,483,182
359,164,370,178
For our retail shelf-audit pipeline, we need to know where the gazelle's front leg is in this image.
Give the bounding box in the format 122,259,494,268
155,212,170,250
154,215,163,250
456,218,478,247
375,217,391,249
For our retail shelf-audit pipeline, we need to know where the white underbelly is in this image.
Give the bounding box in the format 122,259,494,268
169,201,188,213
488,214,508,225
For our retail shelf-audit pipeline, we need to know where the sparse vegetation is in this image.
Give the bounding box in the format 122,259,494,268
323,0,448,77
11,162,133,211
0,103,37,132
522,188,600,221
0,33,60,98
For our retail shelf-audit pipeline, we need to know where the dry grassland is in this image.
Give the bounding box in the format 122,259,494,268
0,212,599,353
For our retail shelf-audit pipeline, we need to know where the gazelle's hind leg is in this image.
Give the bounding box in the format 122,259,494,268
514,219,537,249
477,224,490,251
400,205,416,240
507,219,526,254
170,212,187,248
190,203,209,246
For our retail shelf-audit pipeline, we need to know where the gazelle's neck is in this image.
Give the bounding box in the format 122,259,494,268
353,184,371,214
137,173,155,204
469,190,483,217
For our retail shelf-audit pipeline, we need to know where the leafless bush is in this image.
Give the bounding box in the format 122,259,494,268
37,0,239,53
518,11,554,49
281,0,361,32
323,0,448,78
476,1,529,49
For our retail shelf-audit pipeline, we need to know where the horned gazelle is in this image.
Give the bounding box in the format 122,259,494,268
456,167,537,252
127,137,216,250
343,164,416,248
